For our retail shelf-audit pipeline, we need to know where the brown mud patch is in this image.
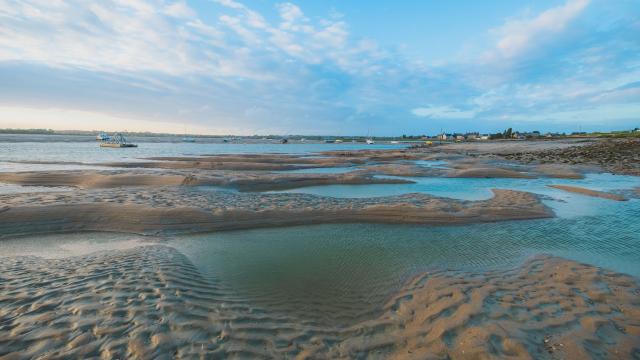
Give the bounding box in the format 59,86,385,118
535,164,584,179
447,167,534,179
504,139,640,176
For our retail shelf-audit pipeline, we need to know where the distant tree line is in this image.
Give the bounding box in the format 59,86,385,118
0,128,55,134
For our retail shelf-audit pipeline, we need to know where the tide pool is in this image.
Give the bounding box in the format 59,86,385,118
170,206,640,325
269,172,640,217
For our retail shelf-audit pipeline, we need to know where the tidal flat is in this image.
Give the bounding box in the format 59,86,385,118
1,137,640,359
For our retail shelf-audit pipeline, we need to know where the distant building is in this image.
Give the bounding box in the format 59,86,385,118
465,132,479,140
438,133,448,141
480,134,490,140
523,131,541,138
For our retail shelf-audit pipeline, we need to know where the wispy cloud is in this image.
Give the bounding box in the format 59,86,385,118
412,106,475,120
489,0,590,59
0,0,637,134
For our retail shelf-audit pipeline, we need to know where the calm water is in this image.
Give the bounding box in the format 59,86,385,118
170,207,640,324
272,172,640,205
4,202,639,325
0,135,405,166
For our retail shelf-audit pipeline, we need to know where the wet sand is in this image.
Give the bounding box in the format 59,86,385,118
549,185,627,201
1,247,638,359
0,170,412,191
0,188,551,238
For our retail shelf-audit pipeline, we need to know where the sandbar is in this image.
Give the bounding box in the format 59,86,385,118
549,185,627,201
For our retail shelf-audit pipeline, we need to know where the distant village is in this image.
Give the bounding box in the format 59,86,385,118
402,127,640,142
433,128,553,141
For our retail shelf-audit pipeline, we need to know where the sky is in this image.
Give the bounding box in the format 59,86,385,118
0,0,639,135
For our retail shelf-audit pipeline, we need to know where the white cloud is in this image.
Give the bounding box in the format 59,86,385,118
0,0,386,80
503,103,640,123
490,0,590,58
163,1,195,18
412,106,476,119
277,3,308,31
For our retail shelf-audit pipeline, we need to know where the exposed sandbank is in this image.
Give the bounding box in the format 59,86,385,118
0,189,552,238
0,170,413,191
0,171,188,188
549,185,627,201
534,164,585,179
447,167,534,179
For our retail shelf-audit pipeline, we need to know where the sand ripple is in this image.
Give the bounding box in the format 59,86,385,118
1,246,638,359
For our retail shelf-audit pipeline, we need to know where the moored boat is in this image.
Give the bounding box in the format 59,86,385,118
100,133,137,148
96,132,110,141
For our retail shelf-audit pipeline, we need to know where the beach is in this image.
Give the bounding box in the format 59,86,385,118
1,136,640,359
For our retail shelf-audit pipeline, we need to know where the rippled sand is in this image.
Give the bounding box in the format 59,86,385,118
0,188,552,238
1,245,638,359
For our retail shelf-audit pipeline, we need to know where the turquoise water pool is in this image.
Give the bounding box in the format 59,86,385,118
269,172,640,216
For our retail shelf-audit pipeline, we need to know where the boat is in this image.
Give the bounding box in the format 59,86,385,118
390,141,399,144
366,138,375,144
96,132,110,141
281,137,289,144
100,133,137,148
182,126,195,142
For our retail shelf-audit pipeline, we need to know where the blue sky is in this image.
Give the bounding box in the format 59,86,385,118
0,0,638,135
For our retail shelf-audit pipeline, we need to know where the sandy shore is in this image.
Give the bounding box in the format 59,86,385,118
0,188,551,238
0,170,413,191
1,247,638,359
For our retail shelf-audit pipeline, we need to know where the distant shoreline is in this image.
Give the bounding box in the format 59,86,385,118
1,128,638,141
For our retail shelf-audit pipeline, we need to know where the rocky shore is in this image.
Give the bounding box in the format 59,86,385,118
503,139,640,175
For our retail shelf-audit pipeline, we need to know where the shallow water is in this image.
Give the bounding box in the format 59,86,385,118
4,205,639,327
271,172,640,210
277,166,361,174
0,183,76,195
0,136,404,166
169,203,640,324
0,232,153,259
